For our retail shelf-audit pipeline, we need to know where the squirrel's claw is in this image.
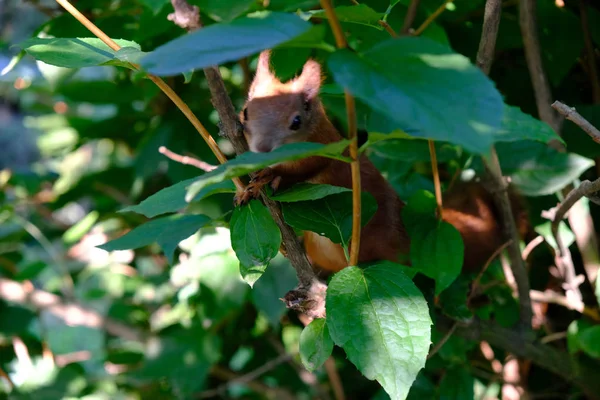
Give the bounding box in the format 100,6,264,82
233,168,277,207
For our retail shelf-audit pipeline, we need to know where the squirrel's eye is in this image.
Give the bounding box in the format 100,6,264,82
290,115,301,130
243,107,248,121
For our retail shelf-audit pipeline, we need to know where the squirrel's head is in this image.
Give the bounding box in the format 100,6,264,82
241,50,324,153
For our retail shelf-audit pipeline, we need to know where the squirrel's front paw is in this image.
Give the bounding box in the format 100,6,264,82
233,168,277,207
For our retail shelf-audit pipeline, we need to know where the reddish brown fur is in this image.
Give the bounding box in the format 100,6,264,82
240,51,527,274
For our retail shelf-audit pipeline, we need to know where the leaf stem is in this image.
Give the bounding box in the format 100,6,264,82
413,0,454,36
53,0,245,193
319,0,362,266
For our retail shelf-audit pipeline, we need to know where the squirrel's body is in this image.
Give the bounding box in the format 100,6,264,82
239,51,527,273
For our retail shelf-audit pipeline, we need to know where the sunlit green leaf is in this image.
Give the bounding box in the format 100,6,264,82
271,183,351,202
282,191,377,250
122,179,236,218
230,200,281,286
98,214,211,262
326,262,431,400
490,140,594,196
185,141,351,202
141,12,311,76
410,221,464,295
301,4,384,29
328,37,503,154
18,37,140,69
494,104,563,144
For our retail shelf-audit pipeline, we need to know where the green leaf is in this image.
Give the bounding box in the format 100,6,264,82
252,253,299,327
98,214,211,262
578,325,600,359
185,141,351,202
301,4,384,29
369,138,460,164
596,274,600,308
439,367,474,400
299,318,334,372
230,200,282,286
326,262,431,400
494,104,563,144
271,183,351,202
18,37,140,69
410,221,464,295
401,190,437,236
282,191,377,249
327,37,503,154
141,12,311,76
491,140,594,197
438,277,473,321
122,179,236,218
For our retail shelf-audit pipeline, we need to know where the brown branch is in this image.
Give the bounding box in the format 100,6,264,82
552,101,600,144
413,0,453,36
530,289,600,322
401,0,421,34
168,0,326,318
198,354,293,399
319,0,362,267
579,0,600,103
159,146,217,172
378,20,398,37
206,363,296,400
446,317,600,400
519,0,560,135
0,278,144,342
477,0,532,330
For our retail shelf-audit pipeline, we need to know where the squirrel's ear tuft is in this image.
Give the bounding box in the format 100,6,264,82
248,50,275,99
291,59,322,101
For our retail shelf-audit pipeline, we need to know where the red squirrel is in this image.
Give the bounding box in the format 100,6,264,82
236,51,528,274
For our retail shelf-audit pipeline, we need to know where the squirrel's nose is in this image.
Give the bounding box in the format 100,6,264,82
255,142,272,153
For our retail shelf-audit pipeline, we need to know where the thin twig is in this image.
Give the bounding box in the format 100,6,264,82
378,20,398,37
428,140,443,218
207,364,296,400
324,358,345,400
0,278,144,341
401,0,421,34
413,0,453,36
198,354,293,399
167,0,326,318
319,0,362,267
530,290,600,322
468,240,512,303
53,0,245,193
477,0,532,330
159,146,217,172
540,331,567,344
521,235,544,261
579,0,600,103
552,101,600,144
427,323,457,360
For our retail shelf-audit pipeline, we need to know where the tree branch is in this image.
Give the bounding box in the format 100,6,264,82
159,146,217,172
446,317,600,400
401,0,421,34
0,278,144,342
518,0,560,135
168,0,326,318
552,101,600,144
477,0,532,330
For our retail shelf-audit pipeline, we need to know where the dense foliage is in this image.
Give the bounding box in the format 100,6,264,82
1,0,600,399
